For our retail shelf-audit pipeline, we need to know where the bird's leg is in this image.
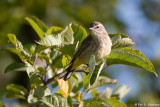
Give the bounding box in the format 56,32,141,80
75,67,89,75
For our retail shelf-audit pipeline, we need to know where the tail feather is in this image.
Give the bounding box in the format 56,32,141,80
57,70,68,79
64,71,74,81
57,64,74,81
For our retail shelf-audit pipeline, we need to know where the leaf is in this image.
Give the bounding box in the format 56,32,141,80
71,23,88,45
109,33,135,49
58,42,79,60
7,34,31,63
35,45,48,53
107,97,127,107
109,33,129,38
25,16,48,39
28,89,38,103
90,60,105,85
4,62,26,73
7,34,23,51
89,55,96,78
83,97,111,107
107,48,158,76
51,50,64,69
83,102,104,107
61,24,74,43
67,95,73,107
0,101,3,107
91,89,98,97
6,84,27,99
24,43,36,55
99,87,112,99
71,73,83,93
83,69,90,91
47,26,63,35
36,34,62,46
72,92,82,102
26,66,43,88
33,86,51,98
111,85,130,99
87,76,117,92
52,81,58,88
57,79,72,98
38,52,51,64
39,93,71,107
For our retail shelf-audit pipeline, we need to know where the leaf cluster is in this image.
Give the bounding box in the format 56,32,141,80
2,16,157,107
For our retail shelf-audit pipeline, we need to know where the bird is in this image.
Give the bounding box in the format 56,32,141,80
57,21,112,81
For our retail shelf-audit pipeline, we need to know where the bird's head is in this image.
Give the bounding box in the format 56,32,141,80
89,21,107,37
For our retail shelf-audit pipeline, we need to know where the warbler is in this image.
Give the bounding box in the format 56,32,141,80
57,21,112,81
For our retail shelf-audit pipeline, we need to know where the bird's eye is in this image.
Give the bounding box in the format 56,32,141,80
96,26,99,28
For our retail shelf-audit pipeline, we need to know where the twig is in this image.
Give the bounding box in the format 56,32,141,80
44,74,57,85
102,65,111,72
36,73,46,85
75,69,89,75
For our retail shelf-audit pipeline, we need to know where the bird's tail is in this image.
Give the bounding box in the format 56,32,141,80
57,64,74,81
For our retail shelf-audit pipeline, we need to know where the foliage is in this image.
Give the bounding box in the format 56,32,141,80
3,17,157,106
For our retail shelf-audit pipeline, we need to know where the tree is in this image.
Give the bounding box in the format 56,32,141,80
2,16,157,107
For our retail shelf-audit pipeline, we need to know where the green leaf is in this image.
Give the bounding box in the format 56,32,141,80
7,34,31,63
71,73,83,93
7,34,23,51
52,81,58,88
109,33,135,49
83,69,90,91
90,60,105,85
35,45,48,53
61,24,74,43
47,26,63,35
89,55,96,78
4,62,26,73
26,66,43,88
51,50,64,69
83,102,104,107
38,52,51,64
107,97,127,107
109,33,129,38
28,89,38,104
39,93,71,107
112,85,130,99
83,97,111,107
37,34,62,46
91,89,98,97
24,43,36,55
107,48,158,76
0,101,3,107
25,16,48,39
67,95,73,107
6,84,27,99
33,86,51,98
87,76,117,92
58,42,79,60
71,23,88,45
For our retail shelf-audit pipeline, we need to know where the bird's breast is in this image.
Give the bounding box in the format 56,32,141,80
94,36,112,62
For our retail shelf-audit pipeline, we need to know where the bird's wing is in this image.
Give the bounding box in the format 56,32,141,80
71,35,92,63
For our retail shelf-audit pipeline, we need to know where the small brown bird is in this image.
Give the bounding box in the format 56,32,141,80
57,21,112,81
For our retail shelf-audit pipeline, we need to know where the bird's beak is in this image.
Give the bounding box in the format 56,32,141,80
89,27,93,30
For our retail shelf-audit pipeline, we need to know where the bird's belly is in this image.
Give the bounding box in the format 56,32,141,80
80,41,111,64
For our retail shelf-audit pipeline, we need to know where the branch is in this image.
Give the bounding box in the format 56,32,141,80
102,65,111,72
36,73,46,85
44,74,57,85
75,69,89,75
